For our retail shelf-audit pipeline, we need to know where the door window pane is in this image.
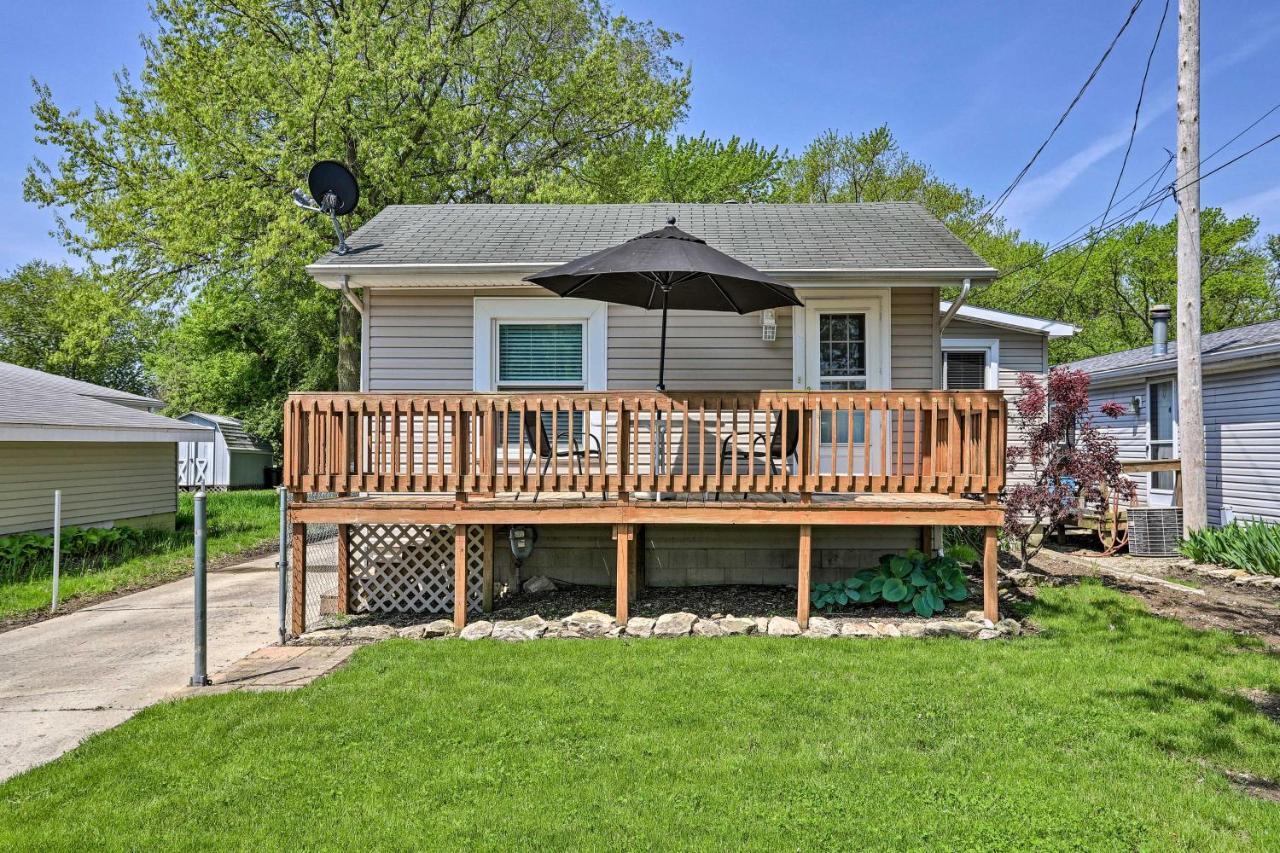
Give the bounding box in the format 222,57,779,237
1149,381,1175,490
818,313,868,443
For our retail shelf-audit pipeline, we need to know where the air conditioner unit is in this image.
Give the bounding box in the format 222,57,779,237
1128,507,1183,557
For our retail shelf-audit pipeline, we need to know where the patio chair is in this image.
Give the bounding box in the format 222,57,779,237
715,408,800,501
520,410,604,501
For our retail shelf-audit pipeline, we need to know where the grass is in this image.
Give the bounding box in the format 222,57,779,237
2,583,1279,849
0,490,278,621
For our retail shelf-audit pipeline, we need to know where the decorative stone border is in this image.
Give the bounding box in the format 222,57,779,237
298,610,1024,645
1189,565,1280,591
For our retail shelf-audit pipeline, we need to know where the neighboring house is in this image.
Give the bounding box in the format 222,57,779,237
1067,310,1280,527
177,412,275,490
285,202,1020,633
0,362,211,535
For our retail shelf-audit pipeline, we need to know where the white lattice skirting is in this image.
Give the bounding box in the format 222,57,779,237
348,524,484,614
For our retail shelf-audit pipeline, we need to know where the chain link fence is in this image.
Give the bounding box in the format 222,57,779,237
284,493,339,633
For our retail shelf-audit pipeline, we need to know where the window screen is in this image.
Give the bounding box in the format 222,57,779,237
944,350,987,390
497,323,583,386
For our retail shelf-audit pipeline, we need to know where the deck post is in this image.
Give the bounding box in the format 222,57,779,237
482,524,494,613
983,524,999,622
797,524,812,629
336,523,350,614
289,521,307,636
627,525,638,604
454,523,468,630
615,523,632,624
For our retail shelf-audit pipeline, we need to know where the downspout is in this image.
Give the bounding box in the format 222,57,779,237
938,278,972,331
338,275,369,392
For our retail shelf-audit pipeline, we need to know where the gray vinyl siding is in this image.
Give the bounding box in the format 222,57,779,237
0,442,178,535
607,305,792,390
1089,379,1157,508
367,291,473,391
944,318,1047,489
1203,366,1280,524
891,287,940,388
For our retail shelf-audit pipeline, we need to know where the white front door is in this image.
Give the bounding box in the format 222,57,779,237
1147,379,1177,507
797,294,891,475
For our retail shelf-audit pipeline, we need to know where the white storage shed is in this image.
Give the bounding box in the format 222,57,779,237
176,412,275,490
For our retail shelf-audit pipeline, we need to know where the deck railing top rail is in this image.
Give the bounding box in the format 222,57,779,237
284,389,1006,500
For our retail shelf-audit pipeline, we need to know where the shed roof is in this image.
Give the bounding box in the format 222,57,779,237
307,203,996,280
1065,318,1280,381
940,302,1077,338
181,412,273,453
0,361,210,443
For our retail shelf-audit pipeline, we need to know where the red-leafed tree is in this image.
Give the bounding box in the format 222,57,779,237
1003,367,1135,568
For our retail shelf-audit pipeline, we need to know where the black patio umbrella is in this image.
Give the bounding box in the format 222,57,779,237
524,217,802,390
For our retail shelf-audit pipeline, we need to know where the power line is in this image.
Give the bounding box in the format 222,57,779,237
964,0,1147,239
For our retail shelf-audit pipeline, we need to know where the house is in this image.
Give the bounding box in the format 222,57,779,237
176,412,275,490
0,362,211,535
285,203,1014,634
1067,307,1280,527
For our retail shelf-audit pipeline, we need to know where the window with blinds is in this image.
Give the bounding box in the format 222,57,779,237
944,350,987,390
497,322,584,387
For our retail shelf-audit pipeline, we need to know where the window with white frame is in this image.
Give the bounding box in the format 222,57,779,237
940,339,999,391
495,322,585,389
1148,379,1176,491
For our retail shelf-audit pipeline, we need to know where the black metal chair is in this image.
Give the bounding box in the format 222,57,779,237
521,410,603,500
716,408,800,500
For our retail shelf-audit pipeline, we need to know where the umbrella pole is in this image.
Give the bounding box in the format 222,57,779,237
656,287,670,392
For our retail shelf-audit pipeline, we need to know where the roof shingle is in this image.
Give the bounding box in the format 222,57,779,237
1065,318,1280,377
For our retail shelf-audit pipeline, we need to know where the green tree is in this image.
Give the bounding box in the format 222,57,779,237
26,0,688,440
537,132,784,203
977,209,1277,362
0,261,161,394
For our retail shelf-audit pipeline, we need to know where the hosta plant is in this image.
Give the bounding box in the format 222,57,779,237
810,546,975,617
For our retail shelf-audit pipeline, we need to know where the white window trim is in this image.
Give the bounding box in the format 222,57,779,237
473,297,607,391
790,289,892,390
940,338,1000,391
1147,378,1178,496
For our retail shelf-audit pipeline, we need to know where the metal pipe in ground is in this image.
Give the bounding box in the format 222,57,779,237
277,486,288,645
50,490,62,613
189,489,211,687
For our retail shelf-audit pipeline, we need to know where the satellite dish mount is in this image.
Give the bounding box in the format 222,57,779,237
292,160,360,255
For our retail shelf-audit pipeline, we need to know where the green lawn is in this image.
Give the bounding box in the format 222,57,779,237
0,490,278,621
2,582,1278,849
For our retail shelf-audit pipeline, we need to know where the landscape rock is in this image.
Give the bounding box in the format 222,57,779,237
422,619,458,639
460,620,494,641
869,621,900,638
923,620,984,638
754,617,771,635
347,624,397,642
766,616,802,637
302,627,349,645
625,616,656,638
995,618,1022,636
654,612,698,637
840,621,879,638
718,616,756,635
491,615,547,642
804,617,839,638
397,624,426,639
563,610,616,637
692,619,727,638
522,575,557,593
977,628,1000,640
896,622,926,638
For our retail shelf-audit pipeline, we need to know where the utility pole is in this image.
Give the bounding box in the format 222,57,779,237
1176,0,1207,534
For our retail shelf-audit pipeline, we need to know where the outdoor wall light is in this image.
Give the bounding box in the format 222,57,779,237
761,309,777,341
1130,395,1143,416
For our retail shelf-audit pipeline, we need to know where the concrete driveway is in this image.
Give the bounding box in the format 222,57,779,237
0,555,280,782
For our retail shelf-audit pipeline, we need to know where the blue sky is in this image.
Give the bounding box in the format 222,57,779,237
2,1,1278,272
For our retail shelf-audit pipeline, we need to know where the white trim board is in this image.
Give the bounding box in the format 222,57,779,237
941,337,1000,390
472,297,607,391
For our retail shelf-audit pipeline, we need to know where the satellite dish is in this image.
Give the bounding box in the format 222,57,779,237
291,160,360,255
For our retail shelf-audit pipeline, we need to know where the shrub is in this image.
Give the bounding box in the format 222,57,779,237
0,525,152,584
1180,521,1280,576
810,546,974,618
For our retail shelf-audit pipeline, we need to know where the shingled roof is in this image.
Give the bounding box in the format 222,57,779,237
1066,318,1280,380
307,203,996,277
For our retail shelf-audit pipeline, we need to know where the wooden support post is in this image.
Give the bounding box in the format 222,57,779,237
454,523,469,630
615,524,632,624
797,524,812,629
290,522,306,636
983,524,999,622
336,523,350,614
482,524,494,613
627,525,638,605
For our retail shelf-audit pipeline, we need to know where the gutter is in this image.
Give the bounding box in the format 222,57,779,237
937,278,972,331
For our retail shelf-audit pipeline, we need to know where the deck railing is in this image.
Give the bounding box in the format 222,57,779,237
283,390,1006,499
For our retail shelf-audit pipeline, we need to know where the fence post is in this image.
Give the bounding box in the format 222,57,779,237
277,486,288,645
50,490,62,613
189,489,210,687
